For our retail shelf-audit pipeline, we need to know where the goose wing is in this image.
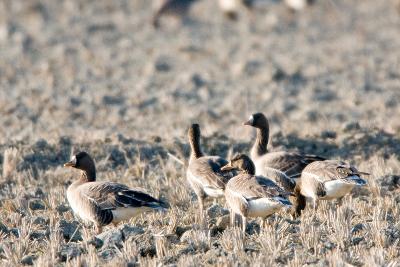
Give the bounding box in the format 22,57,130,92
78,182,166,211
261,151,324,179
228,174,285,200
188,156,230,190
304,160,368,183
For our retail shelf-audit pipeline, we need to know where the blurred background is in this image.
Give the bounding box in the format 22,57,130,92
0,0,399,143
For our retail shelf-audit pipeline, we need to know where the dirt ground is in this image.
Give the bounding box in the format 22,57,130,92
0,0,400,266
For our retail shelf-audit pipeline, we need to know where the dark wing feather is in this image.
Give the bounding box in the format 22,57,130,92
263,152,324,178
81,182,166,210
304,160,366,183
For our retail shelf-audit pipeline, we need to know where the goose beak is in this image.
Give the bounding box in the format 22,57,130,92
243,116,254,126
221,163,234,171
64,156,76,167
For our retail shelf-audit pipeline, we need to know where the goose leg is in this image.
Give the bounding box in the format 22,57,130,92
313,198,318,211
230,210,235,227
312,198,318,220
95,224,102,235
337,197,344,206
242,216,247,233
198,195,206,227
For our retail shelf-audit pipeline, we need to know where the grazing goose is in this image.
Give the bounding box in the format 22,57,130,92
64,152,168,234
152,0,198,28
300,160,368,210
243,112,324,192
221,154,292,233
186,124,232,221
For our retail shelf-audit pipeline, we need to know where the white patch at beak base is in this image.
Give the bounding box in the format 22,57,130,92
248,115,254,125
70,155,76,165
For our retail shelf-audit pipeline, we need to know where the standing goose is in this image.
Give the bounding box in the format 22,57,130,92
243,113,324,192
300,160,368,210
221,154,292,233
186,124,232,221
64,152,168,234
244,113,324,216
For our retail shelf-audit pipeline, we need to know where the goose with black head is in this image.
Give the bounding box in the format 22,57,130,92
186,124,233,222
221,154,292,233
244,112,325,215
64,151,168,234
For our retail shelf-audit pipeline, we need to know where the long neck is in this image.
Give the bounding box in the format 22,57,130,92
250,127,269,159
189,135,203,162
242,160,256,175
80,168,96,182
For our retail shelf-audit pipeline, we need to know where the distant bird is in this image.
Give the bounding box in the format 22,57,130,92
243,112,324,216
64,152,168,234
299,160,368,210
152,0,198,28
284,0,315,11
221,154,292,232
218,0,254,20
186,124,233,222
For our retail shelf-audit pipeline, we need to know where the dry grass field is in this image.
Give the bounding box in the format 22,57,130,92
0,0,400,266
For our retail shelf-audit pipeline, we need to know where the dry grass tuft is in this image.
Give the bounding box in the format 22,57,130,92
2,148,21,182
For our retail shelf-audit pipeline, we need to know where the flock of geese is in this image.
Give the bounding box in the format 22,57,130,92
152,0,314,28
64,112,368,234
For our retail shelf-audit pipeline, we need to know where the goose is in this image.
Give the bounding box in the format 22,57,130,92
186,124,232,221
64,151,168,234
300,160,368,210
152,0,198,28
218,0,253,20
243,112,324,192
285,0,314,11
221,154,292,232
243,113,325,216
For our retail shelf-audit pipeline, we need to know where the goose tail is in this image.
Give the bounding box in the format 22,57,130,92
273,196,292,207
145,199,170,212
343,175,367,186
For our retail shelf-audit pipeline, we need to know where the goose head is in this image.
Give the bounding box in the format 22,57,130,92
243,112,269,129
64,151,96,181
221,154,255,175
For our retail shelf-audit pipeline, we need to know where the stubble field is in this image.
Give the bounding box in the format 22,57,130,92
0,0,400,266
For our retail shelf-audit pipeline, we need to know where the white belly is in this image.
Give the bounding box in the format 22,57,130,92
321,180,355,200
187,170,224,198
247,198,283,218
111,207,152,222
